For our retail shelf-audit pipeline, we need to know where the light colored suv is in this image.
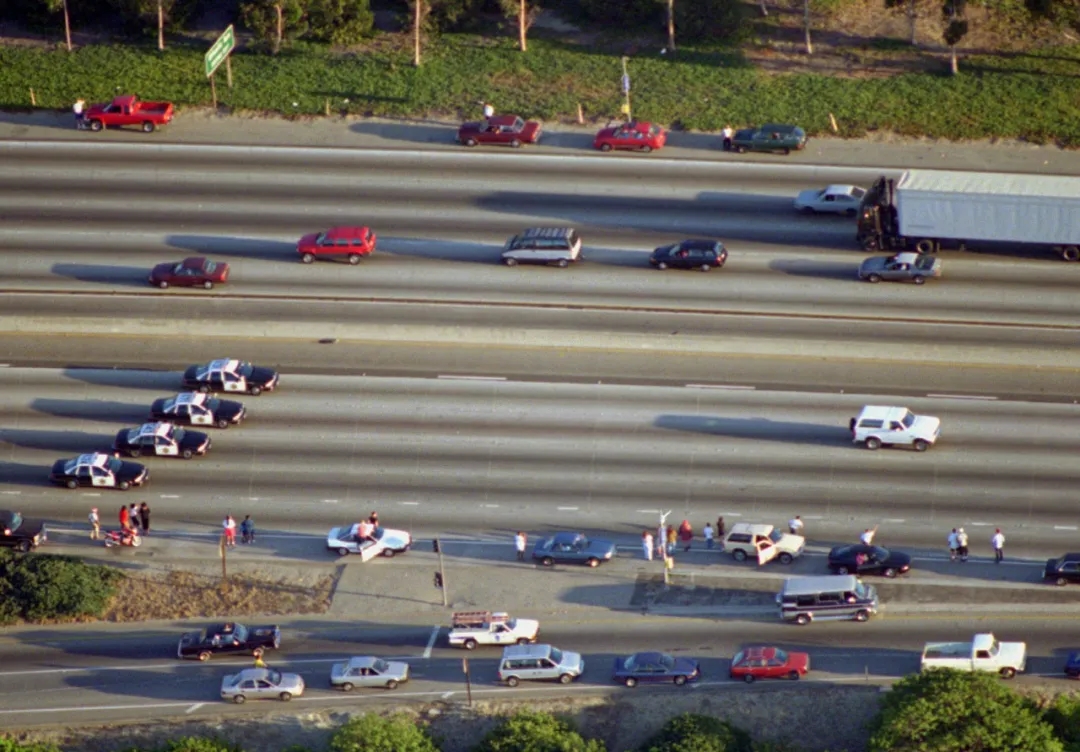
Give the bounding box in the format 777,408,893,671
851,405,940,452
722,523,805,566
497,643,584,687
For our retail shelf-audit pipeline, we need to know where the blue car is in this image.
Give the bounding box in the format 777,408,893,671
1065,652,1080,679
613,652,700,687
532,532,616,568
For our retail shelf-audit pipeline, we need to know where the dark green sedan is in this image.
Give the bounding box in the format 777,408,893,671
730,124,807,155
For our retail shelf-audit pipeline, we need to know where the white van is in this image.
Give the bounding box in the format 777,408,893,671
502,227,582,268
497,644,584,687
777,575,878,625
851,405,940,452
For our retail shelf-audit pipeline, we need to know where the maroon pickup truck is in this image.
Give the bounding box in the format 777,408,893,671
85,95,174,133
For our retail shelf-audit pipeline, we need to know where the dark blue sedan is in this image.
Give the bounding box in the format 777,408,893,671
612,652,700,687
532,532,616,568
1065,652,1080,679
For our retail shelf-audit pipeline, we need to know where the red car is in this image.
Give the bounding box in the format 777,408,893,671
729,646,809,683
149,257,229,289
593,121,667,153
297,226,377,264
458,115,541,148
85,95,174,133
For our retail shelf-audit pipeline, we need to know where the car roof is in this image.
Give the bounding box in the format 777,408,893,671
519,227,574,239
488,115,522,126
857,405,910,421
630,651,667,662
890,252,921,264
551,531,584,543
345,656,380,669
172,392,207,407
619,121,654,133
180,257,208,267
761,123,802,133
824,185,857,196
782,575,860,595
677,239,719,251
502,643,554,659
235,668,274,680
132,422,173,439
729,523,774,535
322,226,371,239
1059,553,1080,562
75,453,110,468
206,358,239,372
740,646,778,660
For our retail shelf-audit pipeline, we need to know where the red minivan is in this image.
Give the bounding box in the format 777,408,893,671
297,227,377,264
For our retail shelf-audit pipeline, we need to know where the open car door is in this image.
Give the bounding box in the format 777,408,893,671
359,539,382,562
756,538,777,566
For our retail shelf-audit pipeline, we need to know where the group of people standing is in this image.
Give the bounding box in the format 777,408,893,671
640,517,729,561
99,502,151,537
222,515,256,546
948,527,1006,563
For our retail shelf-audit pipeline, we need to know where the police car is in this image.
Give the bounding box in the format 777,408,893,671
182,359,279,396
149,392,245,429
50,452,149,490
113,422,211,459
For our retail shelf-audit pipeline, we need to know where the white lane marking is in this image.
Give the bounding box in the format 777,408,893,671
248,497,262,501
423,626,439,659
185,703,204,714
637,509,660,514
1056,525,1079,531
159,495,180,499
925,393,998,401
883,518,906,523
437,375,507,382
969,521,993,527
800,515,823,520
557,506,579,512
82,493,101,497
1,491,20,495
400,501,420,506
322,499,340,504
483,504,499,508
0,364,9,367
441,691,454,699
685,384,755,391
0,701,197,716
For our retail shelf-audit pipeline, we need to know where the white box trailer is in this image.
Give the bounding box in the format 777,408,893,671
856,169,1080,260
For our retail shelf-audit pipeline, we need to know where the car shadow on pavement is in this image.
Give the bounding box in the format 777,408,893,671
768,258,860,281
0,111,75,131
64,666,224,701
0,428,111,454
0,461,48,487
349,120,455,146
31,397,150,425
654,415,847,447
50,263,151,287
379,237,504,265
165,235,297,263
774,644,918,678
61,367,182,391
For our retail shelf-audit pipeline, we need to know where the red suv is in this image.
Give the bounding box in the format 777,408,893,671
297,227,377,264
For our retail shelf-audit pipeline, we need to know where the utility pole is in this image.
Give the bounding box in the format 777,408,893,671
462,657,473,707
659,509,672,586
433,537,448,607
620,56,632,122
219,531,228,583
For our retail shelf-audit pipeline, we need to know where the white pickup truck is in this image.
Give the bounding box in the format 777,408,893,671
447,611,539,650
920,632,1027,679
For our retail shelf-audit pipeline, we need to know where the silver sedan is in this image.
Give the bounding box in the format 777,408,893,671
330,655,410,691
220,668,305,703
794,185,866,215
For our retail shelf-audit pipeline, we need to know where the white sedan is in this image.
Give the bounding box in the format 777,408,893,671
326,524,412,561
794,185,866,215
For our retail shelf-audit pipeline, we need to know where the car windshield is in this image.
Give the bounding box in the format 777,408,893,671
854,580,869,598
901,410,917,428
914,255,936,270
267,669,282,685
869,546,890,559
773,649,788,662
658,654,675,670
373,658,389,673
237,362,254,377
769,529,784,543
851,187,866,199
106,457,123,472
5,513,22,532
208,398,221,410
173,427,186,441
205,261,218,273
549,647,563,664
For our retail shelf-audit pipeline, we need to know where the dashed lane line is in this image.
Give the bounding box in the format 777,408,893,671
423,627,439,659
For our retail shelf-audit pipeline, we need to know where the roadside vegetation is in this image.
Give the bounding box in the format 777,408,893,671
2,0,1080,144
0,550,122,625
9,678,1080,752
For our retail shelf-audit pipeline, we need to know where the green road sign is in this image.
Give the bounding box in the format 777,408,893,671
205,25,236,78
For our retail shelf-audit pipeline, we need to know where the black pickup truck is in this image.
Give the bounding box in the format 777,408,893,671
0,510,47,552
177,622,281,661
730,124,808,155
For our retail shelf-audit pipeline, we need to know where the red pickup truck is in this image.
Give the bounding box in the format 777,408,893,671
85,95,174,133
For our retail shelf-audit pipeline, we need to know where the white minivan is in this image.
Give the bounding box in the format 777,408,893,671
502,227,582,268
851,405,940,452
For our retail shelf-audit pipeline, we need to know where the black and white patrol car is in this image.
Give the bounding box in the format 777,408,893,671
50,452,149,490
113,422,211,459
182,359,279,396
149,392,245,429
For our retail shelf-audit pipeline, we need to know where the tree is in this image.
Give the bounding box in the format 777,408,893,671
41,0,73,51
941,0,969,75
639,713,752,752
495,0,539,51
240,0,306,53
884,0,917,45
868,669,1063,752
476,710,607,752
803,0,813,54
329,713,438,752
408,0,430,65
665,0,675,52
306,0,374,45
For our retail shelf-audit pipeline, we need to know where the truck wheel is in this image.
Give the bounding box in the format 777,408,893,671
732,549,747,562
794,614,811,626
861,236,881,251
1062,246,1080,262
463,639,478,650
836,566,850,575
158,280,169,289
915,239,936,254
854,610,870,622
913,439,929,452
999,667,1017,679
142,121,156,133
865,437,881,450
15,540,31,553
203,280,213,290
866,273,881,283
912,275,925,285
89,120,103,132
778,552,794,565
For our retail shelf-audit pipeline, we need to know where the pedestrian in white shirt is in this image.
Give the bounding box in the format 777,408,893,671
642,530,654,561
515,531,527,561
722,125,734,151
73,98,86,129
947,528,959,562
703,523,715,550
991,528,1005,563
88,507,100,540
859,526,877,546
956,527,969,562
788,516,804,536
223,515,237,547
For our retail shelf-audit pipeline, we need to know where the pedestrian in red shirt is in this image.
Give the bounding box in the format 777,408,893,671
119,505,130,531
678,519,693,552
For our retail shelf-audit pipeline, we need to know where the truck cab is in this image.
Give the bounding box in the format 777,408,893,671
447,611,539,650
920,632,1026,679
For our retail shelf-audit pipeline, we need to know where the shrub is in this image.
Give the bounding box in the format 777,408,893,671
0,551,123,625
639,713,753,752
329,714,438,752
0,740,62,752
158,738,244,752
1044,693,1080,748
575,0,660,27
306,0,375,44
475,710,606,752
673,0,750,41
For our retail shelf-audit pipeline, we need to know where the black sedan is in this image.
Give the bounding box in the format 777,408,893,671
177,622,281,661
1044,553,1080,586
0,510,47,552
182,359,279,396
612,652,700,688
532,532,616,568
649,239,727,272
149,392,245,429
828,544,911,578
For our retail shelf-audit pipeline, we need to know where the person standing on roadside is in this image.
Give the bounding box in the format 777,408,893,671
956,527,969,562
642,530,654,561
73,98,86,129
703,522,714,550
119,504,130,532
678,519,693,552
241,515,255,544
788,515,804,536
139,502,151,535
88,507,100,540
223,515,237,547
947,528,959,562
991,528,1005,563
128,503,142,534
721,124,734,152
514,531,527,561
666,525,677,556
716,516,725,539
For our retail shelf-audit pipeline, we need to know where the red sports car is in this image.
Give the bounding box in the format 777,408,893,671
593,121,666,153
149,257,229,289
458,115,542,148
729,646,809,683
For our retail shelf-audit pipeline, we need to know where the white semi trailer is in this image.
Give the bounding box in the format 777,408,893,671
856,169,1080,260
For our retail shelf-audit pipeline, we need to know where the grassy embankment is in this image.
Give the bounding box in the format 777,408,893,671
1,37,1079,144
